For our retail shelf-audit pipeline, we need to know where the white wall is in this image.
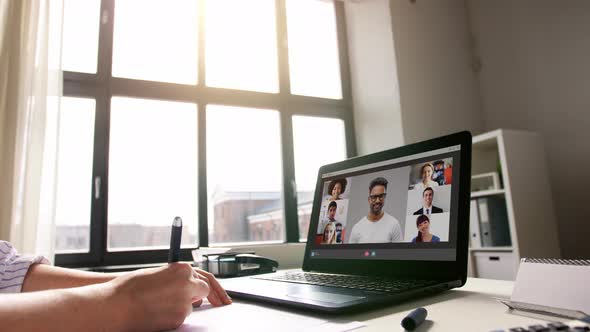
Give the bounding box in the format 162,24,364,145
468,0,590,258
346,0,484,155
388,0,484,144
345,0,483,154
345,0,405,154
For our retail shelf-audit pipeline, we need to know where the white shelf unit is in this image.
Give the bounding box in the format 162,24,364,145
467,129,561,280
470,189,505,199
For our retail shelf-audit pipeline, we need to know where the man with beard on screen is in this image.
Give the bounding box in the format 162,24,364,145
349,177,403,243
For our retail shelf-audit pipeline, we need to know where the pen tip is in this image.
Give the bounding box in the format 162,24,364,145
173,216,183,227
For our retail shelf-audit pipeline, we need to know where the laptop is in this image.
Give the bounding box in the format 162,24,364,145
220,131,472,313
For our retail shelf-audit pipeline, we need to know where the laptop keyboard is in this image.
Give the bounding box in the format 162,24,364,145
254,271,438,293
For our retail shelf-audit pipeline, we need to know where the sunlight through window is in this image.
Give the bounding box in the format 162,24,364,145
292,115,347,239
54,97,96,252
207,105,284,244
205,0,279,93
286,0,342,99
108,97,199,250
62,0,100,73
112,0,199,84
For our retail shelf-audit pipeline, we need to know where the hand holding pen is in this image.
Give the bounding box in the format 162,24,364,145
109,217,232,330
167,216,232,307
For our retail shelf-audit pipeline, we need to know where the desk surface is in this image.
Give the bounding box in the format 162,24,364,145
176,278,562,332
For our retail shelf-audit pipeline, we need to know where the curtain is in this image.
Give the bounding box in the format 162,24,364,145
0,0,63,261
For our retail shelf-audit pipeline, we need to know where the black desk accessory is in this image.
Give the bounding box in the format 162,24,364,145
402,307,428,331
202,252,278,278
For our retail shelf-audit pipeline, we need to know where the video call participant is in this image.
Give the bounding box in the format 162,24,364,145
444,162,453,184
327,201,338,222
322,222,337,244
432,160,445,185
414,163,439,190
413,187,443,215
335,223,343,244
316,201,338,244
318,201,337,230
349,177,403,243
327,178,347,201
412,215,441,243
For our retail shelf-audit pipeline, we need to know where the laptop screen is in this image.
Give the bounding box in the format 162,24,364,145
308,144,462,262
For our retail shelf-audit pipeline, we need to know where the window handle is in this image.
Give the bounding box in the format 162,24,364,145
101,10,109,25
94,176,101,199
291,179,297,199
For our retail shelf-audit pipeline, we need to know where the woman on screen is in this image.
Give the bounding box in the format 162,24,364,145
412,215,441,243
322,222,337,244
414,163,439,190
326,178,347,201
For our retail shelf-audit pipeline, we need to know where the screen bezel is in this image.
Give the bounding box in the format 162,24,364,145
302,131,472,285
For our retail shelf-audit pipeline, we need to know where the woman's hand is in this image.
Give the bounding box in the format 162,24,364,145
191,268,232,307
110,263,230,331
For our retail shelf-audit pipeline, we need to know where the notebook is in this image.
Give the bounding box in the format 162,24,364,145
220,131,473,313
501,258,590,320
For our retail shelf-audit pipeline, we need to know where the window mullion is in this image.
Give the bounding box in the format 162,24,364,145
275,0,291,96
333,1,357,159
280,109,299,243
197,103,209,247
90,91,109,265
93,0,115,264
276,0,299,242
334,1,353,104
197,0,208,246
197,0,206,87
97,0,114,83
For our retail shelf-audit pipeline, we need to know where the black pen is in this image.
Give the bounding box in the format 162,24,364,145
168,216,183,263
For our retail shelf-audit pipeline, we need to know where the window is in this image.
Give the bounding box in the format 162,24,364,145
205,0,278,93
61,0,101,73
54,97,96,253
286,0,342,99
206,105,283,244
57,0,354,267
292,116,347,240
107,97,199,250
111,0,199,84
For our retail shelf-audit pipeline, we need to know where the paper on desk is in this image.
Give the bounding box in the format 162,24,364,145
172,303,365,332
510,261,590,315
302,321,366,332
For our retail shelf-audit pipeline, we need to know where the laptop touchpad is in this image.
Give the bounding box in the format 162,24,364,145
287,291,365,304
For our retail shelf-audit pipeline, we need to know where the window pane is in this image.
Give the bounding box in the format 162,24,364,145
108,97,198,250
205,0,279,93
61,0,100,73
55,97,96,253
292,116,346,240
286,0,342,99
112,0,198,84
207,105,283,244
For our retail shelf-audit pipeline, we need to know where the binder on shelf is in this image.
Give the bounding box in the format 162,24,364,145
470,196,511,248
469,199,481,249
478,198,493,247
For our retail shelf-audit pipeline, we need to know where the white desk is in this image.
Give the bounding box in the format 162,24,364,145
175,278,565,332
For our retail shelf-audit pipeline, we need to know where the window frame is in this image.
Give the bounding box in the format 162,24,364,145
56,0,356,268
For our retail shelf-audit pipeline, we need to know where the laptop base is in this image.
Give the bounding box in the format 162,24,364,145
221,272,460,314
